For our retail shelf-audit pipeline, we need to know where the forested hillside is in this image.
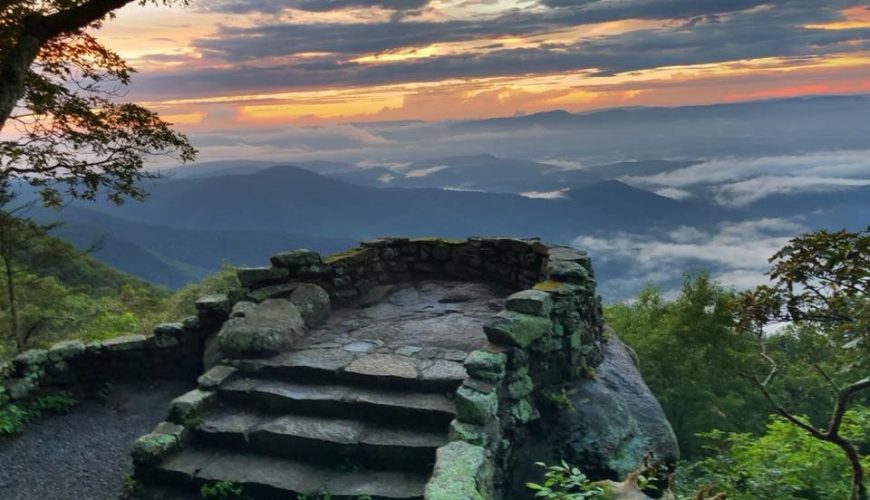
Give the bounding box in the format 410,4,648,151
0,209,169,359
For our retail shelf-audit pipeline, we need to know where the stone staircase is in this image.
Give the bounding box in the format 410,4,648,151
145,345,469,499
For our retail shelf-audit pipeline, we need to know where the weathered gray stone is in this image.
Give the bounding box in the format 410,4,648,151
509,398,540,424
131,422,186,465
218,299,306,358
169,389,215,423
463,351,506,382
425,441,489,500
13,349,47,373
196,294,233,319
419,359,467,383
343,340,379,353
4,377,37,400
230,301,258,318
506,290,553,317
198,365,238,389
345,354,418,380
546,260,590,284
506,370,534,400
483,312,552,348
449,420,488,447
455,385,498,425
47,340,85,362
101,335,148,351
237,266,290,288
549,246,592,269
511,335,679,489
247,283,298,302
289,283,331,327
270,249,323,268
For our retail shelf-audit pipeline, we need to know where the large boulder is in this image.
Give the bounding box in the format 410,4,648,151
217,299,306,358
289,283,331,327
511,332,678,495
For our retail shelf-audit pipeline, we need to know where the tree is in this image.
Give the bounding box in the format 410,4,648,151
605,273,764,458
678,407,870,500
738,228,870,500
1,0,195,206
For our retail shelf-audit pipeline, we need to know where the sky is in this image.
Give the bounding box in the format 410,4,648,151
96,0,870,130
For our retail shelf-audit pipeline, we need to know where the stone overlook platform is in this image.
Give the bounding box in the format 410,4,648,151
130,237,604,499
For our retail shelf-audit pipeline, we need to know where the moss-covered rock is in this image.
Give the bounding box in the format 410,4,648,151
483,311,552,348
218,299,306,358
289,283,331,327
131,423,185,465
270,249,322,268
425,441,489,500
506,290,553,317
463,350,507,382
449,420,488,447
168,389,214,423
236,266,290,288
455,385,498,425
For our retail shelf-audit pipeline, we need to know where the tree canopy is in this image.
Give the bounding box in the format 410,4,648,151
0,0,194,206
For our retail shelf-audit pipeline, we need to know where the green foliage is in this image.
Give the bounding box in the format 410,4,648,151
0,391,78,437
545,385,576,412
200,480,250,500
676,407,870,500
165,264,240,319
0,403,29,436
526,461,607,499
0,207,170,358
606,273,764,457
121,476,145,500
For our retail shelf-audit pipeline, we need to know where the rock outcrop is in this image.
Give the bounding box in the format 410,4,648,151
0,236,674,500
510,332,678,496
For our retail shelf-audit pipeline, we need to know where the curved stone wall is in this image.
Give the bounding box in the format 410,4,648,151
3,235,606,500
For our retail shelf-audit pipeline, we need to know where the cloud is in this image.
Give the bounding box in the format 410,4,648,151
714,175,870,207
574,218,806,295
132,0,869,99
654,187,693,200
201,0,430,14
404,165,448,177
520,188,569,199
626,149,870,206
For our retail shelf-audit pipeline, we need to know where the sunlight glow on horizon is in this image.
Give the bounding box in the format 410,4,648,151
87,2,870,128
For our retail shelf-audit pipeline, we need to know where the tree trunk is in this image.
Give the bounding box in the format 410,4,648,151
1,253,21,352
834,436,868,500
0,28,42,131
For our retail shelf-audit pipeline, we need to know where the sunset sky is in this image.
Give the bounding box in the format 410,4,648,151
97,0,870,129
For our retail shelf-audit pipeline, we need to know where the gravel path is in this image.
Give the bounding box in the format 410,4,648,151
0,380,192,500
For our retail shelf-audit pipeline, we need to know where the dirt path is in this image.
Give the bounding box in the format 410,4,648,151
0,380,192,500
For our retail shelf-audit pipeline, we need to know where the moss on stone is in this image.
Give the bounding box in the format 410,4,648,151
323,246,377,264
483,312,552,348
463,350,507,382
449,420,488,447
409,237,466,245
131,432,178,465
425,442,488,500
455,385,498,425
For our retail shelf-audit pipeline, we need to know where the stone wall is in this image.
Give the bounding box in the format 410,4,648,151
2,236,607,500
0,315,216,409
423,240,605,499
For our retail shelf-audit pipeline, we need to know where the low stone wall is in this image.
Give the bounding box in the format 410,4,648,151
0,318,214,409
3,235,606,500
243,237,553,304
424,242,605,499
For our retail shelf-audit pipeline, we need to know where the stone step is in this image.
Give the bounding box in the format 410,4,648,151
230,348,468,393
152,447,427,499
196,409,447,471
219,377,456,429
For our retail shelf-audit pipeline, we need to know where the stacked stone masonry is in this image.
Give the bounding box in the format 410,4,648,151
2,236,605,500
